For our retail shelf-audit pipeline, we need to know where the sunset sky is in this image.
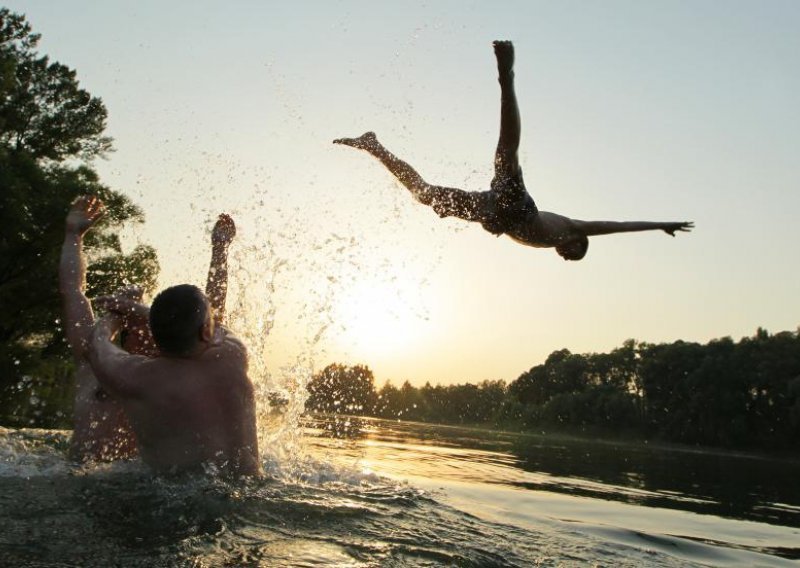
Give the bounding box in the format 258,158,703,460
9,1,800,387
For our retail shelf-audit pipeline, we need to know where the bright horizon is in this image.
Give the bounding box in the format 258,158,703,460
8,1,800,386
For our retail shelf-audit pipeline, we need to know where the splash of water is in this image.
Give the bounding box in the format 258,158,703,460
224,234,344,481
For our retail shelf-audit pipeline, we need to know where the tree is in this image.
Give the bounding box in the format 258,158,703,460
0,10,159,425
306,364,377,415
374,381,402,418
0,10,111,160
509,349,589,407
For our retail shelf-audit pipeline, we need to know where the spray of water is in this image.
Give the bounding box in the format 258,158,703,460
223,228,362,481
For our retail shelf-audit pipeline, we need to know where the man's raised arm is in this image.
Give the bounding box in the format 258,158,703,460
89,314,148,398
205,214,236,326
576,220,694,238
59,196,104,359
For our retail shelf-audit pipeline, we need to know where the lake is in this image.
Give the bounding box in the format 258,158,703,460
1,415,798,567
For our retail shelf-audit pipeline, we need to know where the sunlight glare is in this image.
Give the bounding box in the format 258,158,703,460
335,278,425,357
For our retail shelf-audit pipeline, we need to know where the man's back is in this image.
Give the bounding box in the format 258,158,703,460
124,333,259,476
89,299,261,478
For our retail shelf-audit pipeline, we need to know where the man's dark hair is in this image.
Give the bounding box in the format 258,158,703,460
556,235,589,261
149,284,209,356
574,235,589,259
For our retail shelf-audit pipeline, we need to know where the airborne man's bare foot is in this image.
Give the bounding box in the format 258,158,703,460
333,131,378,151
493,40,515,78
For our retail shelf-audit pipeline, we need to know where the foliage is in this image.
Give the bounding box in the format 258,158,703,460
0,9,159,425
306,364,377,415
0,9,111,160
309,327,800,451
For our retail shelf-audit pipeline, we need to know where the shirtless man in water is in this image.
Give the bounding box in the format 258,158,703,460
334,41,693,261
60,195,239,462
87,253,260,476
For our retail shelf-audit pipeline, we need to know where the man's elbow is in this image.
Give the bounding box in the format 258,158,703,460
89,354,129,398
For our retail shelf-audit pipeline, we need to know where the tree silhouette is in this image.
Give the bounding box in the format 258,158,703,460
0,10,159,425
311,327,800,451
306,364,376,415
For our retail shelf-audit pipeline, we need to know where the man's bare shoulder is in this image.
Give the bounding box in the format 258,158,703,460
204,326,248,363
106,350,151,373
91,348,155,400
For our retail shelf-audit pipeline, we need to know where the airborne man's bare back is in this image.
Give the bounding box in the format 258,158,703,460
335,41,692,261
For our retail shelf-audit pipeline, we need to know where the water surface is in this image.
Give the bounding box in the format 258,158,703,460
1,418,798,567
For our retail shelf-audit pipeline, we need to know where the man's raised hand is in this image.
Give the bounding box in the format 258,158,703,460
66,195,105,235
662,222,694,237
94,286,144,315
211,213,236,247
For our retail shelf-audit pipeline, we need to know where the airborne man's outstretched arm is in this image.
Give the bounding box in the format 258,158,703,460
575,220,694,237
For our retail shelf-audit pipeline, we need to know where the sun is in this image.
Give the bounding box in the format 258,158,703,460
334,278,426,357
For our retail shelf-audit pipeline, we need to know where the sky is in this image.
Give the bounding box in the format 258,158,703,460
7,0,800,387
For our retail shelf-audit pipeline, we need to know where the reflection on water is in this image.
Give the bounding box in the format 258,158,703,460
303,416,800,562
304,415,800,526
314,415,369,440
1,420,798,567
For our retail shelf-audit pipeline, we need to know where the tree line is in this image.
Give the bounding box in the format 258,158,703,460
305,329,800,450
